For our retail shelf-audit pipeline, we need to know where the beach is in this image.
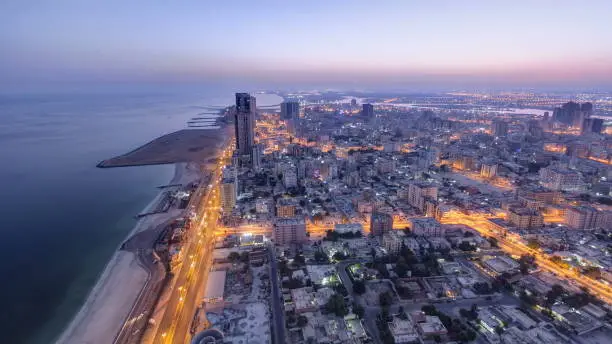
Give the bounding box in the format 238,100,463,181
55,162,203,344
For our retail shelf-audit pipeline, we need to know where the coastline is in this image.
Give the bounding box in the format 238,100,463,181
54,162,201,344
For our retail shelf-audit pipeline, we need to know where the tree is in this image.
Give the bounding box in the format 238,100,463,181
545,284,565,307
352,302,365,318
550,255,569,269
285,278,304,289
458,241,476,251
400,245,418,265
583,266,601,279
353,280,366,295
333,251,347,261
396,285,413,299
519,254,537,274
228,251,241,262
293,253,306,266
314,250,328,263
395,262,409,278
379,291,393,307
325,293,348,317
488,237,499,248
297,315,308,327
325,229,340,242
421,305,438,316
527,239,540,250
240,251,250,263
519,291,537,306
334,284,348,297
473,282,491,295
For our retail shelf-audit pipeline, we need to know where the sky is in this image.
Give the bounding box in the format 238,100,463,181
1,0,612,92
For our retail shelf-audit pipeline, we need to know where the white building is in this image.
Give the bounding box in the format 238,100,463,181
221,177,237,212
407,183,438,213
565,206,612,230
539,167,581,191
388,315,419,344
382,231,404,255
283,167,298,188
409,217,444,237
480,163,498,179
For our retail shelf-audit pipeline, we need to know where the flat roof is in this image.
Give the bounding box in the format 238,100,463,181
205,270,227,299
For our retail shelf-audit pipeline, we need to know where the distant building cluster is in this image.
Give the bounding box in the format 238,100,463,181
214,92,612,344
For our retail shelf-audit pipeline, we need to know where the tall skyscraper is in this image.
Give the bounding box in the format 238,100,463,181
251,144,262,170
582,118,604,134
552,101,593,128
491,119,509,137
280,101,299,120
234,93,256,157
281,101,300,135
362,103,374,118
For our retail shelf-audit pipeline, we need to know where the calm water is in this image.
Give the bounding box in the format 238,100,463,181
0,91,239,344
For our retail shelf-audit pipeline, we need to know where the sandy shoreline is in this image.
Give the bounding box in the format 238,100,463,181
55,162,201,344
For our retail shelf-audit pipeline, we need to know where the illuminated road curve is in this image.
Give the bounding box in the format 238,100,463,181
440,211,612,305
153,144,233,344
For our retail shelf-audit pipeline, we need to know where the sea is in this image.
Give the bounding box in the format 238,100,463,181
0,90,282,344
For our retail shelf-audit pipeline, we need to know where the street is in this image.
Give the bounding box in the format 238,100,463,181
152,145,232,344
269,245,286,344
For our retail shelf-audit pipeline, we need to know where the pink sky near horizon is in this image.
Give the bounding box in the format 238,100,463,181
1,1,611,90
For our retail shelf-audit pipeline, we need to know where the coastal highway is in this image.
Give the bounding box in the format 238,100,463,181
153,145,232,344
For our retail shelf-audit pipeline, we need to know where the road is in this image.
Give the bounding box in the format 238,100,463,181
152,144,233,344
268,245,286,344
114,209,194,343
440,210,612,305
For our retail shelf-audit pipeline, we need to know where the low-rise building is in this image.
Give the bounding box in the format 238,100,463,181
388,315,419,344
482,256,520,276
410,217,444,237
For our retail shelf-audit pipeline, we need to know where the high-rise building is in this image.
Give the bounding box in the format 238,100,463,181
280,101,299,120
491,119,509,137
274,217,307,245
480,163,498,179
251,144,262,170
362,103,374,118
234,93,256,157
565,206,612,230
407,183,438,213
370,211,393,235
582,118,604,134
552,101,593,128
